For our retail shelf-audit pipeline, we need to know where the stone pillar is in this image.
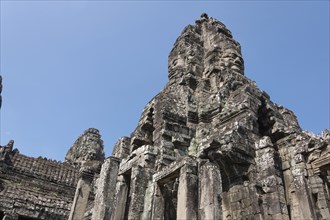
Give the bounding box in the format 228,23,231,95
289,174,316,219
177,164,198,220
255,137,289,219
110,175,129,220
69,168,94,220
199,160,222,220
308,153,330,219
140,173,155,220
151,182,165,220
128,166,150,220
92,156,121,220
278,137,317,220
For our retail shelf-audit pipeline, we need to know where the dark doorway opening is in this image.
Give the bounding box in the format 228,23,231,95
123,173,132,220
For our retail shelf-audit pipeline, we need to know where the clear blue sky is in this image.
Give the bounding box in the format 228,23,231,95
0,1,329,161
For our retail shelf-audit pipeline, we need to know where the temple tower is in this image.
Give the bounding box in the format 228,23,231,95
92,13,330,220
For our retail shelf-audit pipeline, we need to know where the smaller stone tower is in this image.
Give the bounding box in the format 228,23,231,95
67,128,105,220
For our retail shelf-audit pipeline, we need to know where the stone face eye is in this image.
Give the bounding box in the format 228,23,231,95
172,59,178,66
189,50,195,56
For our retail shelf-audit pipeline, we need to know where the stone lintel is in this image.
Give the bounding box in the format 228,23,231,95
118,155,139,175
219,109,247,125
107,155,121,163
153,156,197,183
276,134,296,147
79,168,95,181
311,152,330,174
118,145,157,175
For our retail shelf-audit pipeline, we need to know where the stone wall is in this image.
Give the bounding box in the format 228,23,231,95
0,149,78,219
0,14,329,220
0,128,105,220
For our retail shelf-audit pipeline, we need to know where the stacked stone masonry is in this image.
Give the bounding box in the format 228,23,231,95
0,149,79,219
0,129,105,219
0,13,329,220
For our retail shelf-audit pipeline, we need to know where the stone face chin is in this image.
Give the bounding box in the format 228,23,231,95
0,13,330,220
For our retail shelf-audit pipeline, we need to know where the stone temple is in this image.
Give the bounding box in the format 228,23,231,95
0,13,330,220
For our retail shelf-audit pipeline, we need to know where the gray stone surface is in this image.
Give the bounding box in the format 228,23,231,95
0,129,105,219
91,157,121,220
0,14,329,220
0,149,79,219
65,128,105,168
97,13,329,220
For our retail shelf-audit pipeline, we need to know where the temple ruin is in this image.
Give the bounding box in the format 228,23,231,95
0,13,329,220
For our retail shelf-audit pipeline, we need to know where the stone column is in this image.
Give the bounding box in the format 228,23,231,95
255,136,289,219
278,137,316,220
110,175,130,220
199,160,222,220
309,153,330,219
128,166,150,220
69,168,94,220
140,173,155,220
92,156,121,220
151,182,165,220
177,164,198,220
289,174,316,219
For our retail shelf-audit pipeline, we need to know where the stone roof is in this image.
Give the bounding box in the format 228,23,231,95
11,154,79,187
0,149,79,219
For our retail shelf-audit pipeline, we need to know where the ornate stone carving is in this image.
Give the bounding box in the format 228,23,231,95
65,128,105,168
0,13,329,220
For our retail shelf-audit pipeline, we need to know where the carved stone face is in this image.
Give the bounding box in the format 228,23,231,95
168,43,201,81
170,55,185,69
168,53,186,80
80,135,101,161
65,128,105,167
221,49,244,73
